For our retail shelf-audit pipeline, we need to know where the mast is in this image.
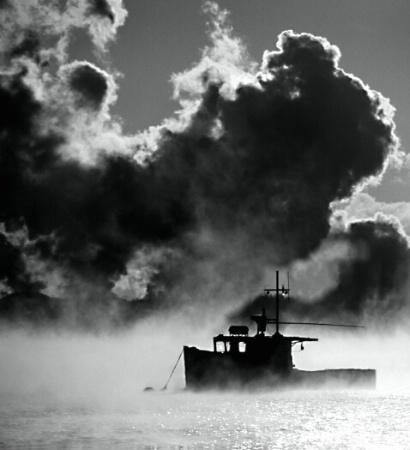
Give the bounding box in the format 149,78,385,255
276,271,280,334
251,270,363,338
263,270,290,334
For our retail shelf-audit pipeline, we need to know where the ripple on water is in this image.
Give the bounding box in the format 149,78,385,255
1,390,410,449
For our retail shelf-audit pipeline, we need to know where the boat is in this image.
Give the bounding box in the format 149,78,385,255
183,271,376,391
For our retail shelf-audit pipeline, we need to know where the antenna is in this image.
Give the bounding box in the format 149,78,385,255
287,271,290,302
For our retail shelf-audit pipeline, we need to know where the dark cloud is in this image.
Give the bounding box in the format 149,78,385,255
316,217,410,321
151,31,397,265
0,231,43,293
0,3,404,331
25,154,192,281
87,0,116,24
232,217,410,327
0,70,46,226
0,66,193,305
0,69,40,135
0,292,62,327
9,30,41,60
66,62,110,111
0,288,164,332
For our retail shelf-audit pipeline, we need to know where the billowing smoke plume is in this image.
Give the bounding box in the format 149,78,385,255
0,1,407,331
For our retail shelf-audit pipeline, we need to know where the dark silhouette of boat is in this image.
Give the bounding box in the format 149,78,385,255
183,271,376,390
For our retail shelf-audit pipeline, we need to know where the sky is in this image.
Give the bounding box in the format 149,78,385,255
1,0,410,331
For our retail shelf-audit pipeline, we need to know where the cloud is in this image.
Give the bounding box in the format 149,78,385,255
0,1,406,330
302,216,410,326
87,0,116,24
341,192,410,235
161,27,401,266
0,0,127,59
327,216,410,318
233,215,410,328
63,61,112,111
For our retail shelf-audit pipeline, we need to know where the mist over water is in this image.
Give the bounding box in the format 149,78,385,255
1,326,410,400
1,322,410,448
1,330,410,450
1,1,410,448
0,324,185,405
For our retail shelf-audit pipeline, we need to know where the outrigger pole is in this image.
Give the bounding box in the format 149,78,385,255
261,271,364,333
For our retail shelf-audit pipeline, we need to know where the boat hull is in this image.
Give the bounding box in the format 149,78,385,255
184,346,376,391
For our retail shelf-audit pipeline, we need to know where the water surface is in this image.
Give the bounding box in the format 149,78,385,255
1,389,409,449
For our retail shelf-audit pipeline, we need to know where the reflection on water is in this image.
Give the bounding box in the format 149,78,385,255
1,390,410,449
